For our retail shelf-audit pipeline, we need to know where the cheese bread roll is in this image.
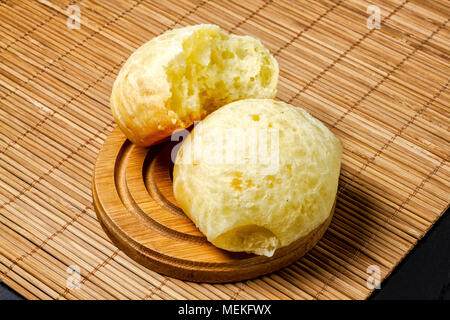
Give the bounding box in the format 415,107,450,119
173,99,341,257
111,24,279,146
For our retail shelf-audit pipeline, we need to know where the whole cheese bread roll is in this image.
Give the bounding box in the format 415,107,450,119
111,24,279,146
173,99,341,257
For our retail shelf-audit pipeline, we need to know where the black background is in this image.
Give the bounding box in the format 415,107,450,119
1,208,448,300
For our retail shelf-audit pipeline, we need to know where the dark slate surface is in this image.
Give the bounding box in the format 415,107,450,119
371,208,450,300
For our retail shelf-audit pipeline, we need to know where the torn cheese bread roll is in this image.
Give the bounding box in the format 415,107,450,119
111,24,279,146
173,99,341,257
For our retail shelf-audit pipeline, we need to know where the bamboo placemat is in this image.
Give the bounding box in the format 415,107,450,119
0,0,448,300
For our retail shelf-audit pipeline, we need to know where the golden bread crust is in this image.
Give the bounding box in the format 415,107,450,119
111,25,278,146
173,99,342,256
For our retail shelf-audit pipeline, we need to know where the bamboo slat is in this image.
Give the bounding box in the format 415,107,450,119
0,0,448,300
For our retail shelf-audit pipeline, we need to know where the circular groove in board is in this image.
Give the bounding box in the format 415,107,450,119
93,127,335,283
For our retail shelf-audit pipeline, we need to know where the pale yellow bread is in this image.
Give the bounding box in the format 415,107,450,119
111,24,279,146
173,99,342,257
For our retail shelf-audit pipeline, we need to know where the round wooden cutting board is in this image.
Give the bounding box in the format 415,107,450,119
92,127,334,283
